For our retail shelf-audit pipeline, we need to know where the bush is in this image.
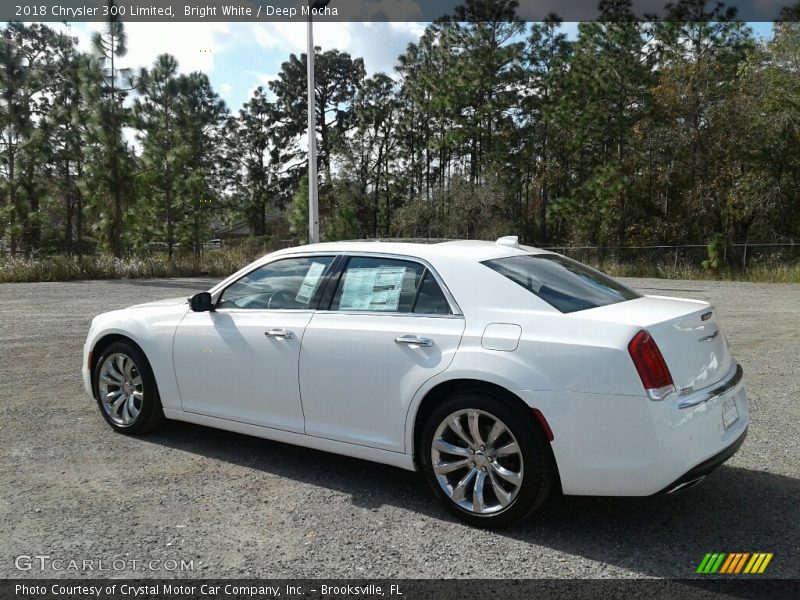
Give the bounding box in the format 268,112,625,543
702,235,725,272
0,250,255,283
2,246,799,284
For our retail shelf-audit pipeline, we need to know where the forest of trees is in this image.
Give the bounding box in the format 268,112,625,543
1,0,799,269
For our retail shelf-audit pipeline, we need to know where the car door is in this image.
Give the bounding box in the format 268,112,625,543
299,254,465,452
173,255,336,432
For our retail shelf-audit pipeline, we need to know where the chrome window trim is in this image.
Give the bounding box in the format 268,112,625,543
208,250,464,317
313,310,465,320
213,309,316,315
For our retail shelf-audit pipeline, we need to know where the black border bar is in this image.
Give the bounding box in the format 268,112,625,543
2,579,800,600
4,1,800,23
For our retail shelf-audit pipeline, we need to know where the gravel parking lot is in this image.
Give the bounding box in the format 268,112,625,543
1,276,798,579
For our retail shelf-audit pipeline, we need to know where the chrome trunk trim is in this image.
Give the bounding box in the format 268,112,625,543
677,364,744,409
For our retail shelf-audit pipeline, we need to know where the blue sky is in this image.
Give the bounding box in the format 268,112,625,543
62,20,775,114
64,21,428,112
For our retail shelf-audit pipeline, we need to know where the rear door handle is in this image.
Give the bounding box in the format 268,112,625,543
265,329,296,340
395,335,434,347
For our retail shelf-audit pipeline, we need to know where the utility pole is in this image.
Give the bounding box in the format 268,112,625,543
307,1,331,244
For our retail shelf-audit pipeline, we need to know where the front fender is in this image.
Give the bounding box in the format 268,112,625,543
83,304,189,410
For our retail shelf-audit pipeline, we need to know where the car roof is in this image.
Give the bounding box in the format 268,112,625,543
268,238,552,264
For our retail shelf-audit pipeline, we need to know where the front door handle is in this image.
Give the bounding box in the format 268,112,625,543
265,329,296,340
395,335,434,347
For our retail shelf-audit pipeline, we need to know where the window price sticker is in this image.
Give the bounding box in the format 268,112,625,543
340,267,407,311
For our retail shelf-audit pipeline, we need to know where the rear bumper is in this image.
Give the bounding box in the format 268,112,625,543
655,426,748,494
513,362,749,496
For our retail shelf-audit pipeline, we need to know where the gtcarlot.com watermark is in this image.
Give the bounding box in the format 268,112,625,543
14,554,194,572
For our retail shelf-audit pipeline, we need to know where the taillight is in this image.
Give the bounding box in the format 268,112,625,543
628,330,675,400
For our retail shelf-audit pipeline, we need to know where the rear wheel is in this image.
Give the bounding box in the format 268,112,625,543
93,341,165,434
420,391,554,527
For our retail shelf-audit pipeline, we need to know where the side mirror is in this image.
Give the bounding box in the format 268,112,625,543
189,292,215,312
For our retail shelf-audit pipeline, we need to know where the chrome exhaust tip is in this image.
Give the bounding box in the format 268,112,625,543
667,475,707,494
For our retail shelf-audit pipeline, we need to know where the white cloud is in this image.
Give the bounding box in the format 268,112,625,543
347,22,425,76
250,21,424,77
389,21,427,38
246,71,279,86
249,22,353,54
242,72,279,107
63,20,424,110
72,21,237,74
219,82,234,98
127,22,238,73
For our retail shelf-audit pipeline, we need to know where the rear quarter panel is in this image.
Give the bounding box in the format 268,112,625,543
403,304,649,455
404,256,649,452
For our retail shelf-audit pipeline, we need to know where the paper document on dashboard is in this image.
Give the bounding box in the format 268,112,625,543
295,261,328,304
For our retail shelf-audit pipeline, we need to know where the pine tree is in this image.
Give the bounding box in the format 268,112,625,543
42,28,87,255
82,4,136,257
0,23,65,255
135,54,183,258
174,72,228,259
227,86,279,237
270,48,365,183
550,1,655,247
522,15,572,242
288,177,309,245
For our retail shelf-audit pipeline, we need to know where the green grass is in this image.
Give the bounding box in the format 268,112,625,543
0,250,253,283
2,252,800,284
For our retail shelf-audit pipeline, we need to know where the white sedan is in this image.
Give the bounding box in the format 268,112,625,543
83,237,748,526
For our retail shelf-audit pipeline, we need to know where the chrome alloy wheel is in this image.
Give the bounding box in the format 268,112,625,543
98,353,143,426
431,408,524,515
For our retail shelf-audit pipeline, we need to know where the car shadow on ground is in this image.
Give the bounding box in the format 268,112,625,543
142,421,799,579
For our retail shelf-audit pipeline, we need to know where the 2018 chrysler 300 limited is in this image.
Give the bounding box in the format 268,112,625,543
83,237,748,526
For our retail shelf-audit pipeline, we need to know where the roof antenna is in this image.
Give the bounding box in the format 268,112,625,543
496,236,520,248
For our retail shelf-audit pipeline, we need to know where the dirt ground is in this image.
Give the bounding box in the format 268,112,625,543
1,276,798,578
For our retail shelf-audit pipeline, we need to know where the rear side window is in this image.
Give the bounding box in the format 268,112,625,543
332,256,424,312
413,271,451,315
483,254,640,313
330,256,452,315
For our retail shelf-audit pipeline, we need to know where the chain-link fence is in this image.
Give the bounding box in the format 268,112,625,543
3,238,799,270
542,243,800,273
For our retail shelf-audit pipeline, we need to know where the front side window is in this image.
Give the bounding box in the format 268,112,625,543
218,256,334,310
483,254,640,313
330,256,451,314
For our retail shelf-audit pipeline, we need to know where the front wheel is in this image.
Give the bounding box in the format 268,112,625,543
420,391,555,527
93,341,165,434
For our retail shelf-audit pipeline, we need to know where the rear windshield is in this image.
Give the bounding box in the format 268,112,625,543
483,254,641,313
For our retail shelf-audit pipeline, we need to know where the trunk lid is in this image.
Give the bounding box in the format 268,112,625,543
577,295,733,393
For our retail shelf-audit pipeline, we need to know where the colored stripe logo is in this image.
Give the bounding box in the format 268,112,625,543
697,552,773,574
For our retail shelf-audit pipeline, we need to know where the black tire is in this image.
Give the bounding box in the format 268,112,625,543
420,390,555,527
92,341,165,434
